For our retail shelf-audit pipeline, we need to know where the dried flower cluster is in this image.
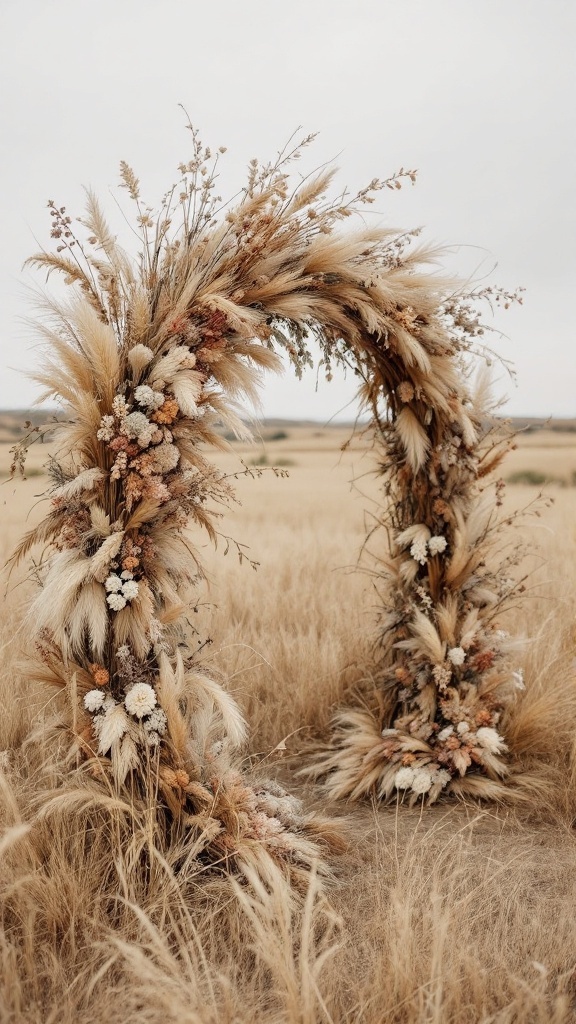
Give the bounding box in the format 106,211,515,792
12,119,529,871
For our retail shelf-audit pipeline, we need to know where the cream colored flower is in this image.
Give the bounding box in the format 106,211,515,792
448,646,466,666
124,683,157,719
394,766,415,789
97,415,115,442
437,725,454,741
105,574,123,593
428,535,447,555
411,768,433,794
112,394,129,418
410,537,429,565
84,689,105,712
107,592,127,611
122,411,150,439
475,727,507,754
143,707,167,735
134,385,156,407
433,768,452,787
121,579,139,601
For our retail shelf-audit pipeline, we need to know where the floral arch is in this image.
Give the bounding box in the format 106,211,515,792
10,128,524,881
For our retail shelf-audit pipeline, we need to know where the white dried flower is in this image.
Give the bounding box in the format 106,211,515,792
437,725,454,741
428,535,447,555
120,570,133,580
97,415,115,442
145,731,160,747
124,683,157,719
475,727,507,755
394,766,415,789
411,768,433,794
112,395,129,418
134,385,156,407
84,689,105,712
107,592,127,611
457,721,470,735
433,768,452,787
133,387,165,411
122,411,150,440
410,537,429,565
105,574,123,593
143,707,167,735
448,646,466,666
121,580,139,601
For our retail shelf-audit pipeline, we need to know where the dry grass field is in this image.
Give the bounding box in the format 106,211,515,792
1,415,576,1023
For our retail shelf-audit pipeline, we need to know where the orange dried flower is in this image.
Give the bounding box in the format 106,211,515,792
122,556,139,572
401,752,416,766
433,498,451,520
475,709,493,727
151,398,179,424
445,735,461,750
89,663,110,687
175,769,190,788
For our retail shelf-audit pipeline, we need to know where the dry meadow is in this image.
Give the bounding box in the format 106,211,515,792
1,415,576,1023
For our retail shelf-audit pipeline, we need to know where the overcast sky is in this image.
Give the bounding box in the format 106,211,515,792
0,0,574,421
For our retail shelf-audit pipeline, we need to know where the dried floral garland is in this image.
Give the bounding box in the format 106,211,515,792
310,367,538,805
10,122,527,868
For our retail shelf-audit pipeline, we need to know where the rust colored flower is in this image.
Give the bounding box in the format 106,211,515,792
432,498,451,520
122,555,139,572
89,664,110,686
151,398,179,424
475,709,493,727
474,650,495,672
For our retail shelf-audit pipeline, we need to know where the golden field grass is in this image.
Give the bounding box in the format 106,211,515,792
1,419,576,1023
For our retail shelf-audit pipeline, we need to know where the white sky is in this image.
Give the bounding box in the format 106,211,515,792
0,0,574,421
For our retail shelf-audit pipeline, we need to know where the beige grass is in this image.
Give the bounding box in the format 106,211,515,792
2,426,576,1022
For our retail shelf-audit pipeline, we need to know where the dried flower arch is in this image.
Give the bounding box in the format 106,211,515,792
10,127,525,879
